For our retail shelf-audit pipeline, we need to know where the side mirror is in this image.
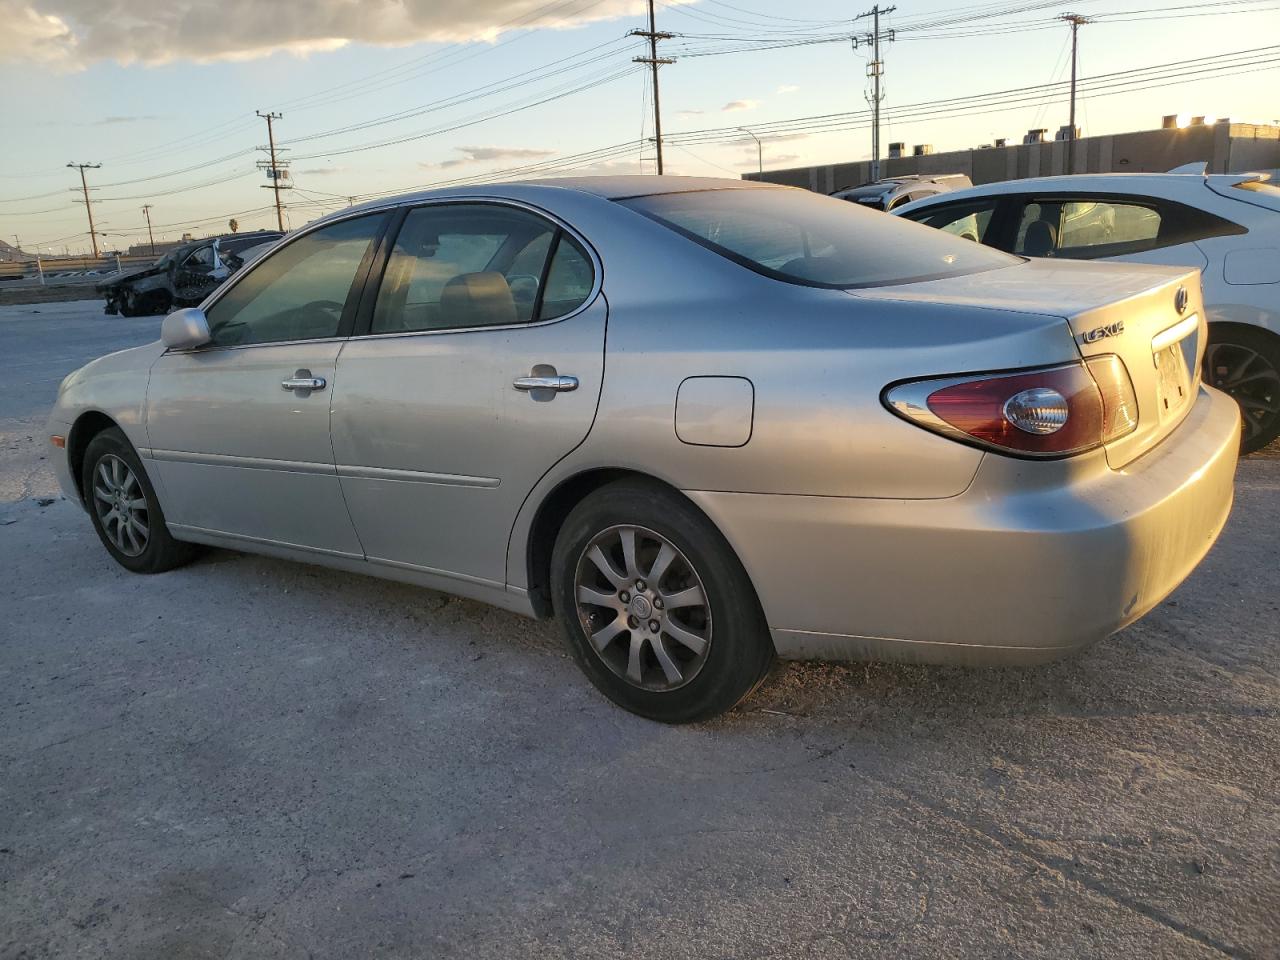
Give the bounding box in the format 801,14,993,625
161,307,212,350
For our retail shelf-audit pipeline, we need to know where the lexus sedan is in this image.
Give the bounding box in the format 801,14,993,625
896,172,1280,452
48,177,1240,722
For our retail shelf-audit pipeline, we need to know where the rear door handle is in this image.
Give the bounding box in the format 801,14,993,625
513,375,578,393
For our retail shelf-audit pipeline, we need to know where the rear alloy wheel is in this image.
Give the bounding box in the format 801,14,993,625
574,524,713,691
1204,327,1280,454
82,427,196,574
552,480,774,723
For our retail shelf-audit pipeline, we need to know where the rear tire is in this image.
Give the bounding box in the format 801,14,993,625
1204,325,1280,454
82,427,196,574
551,479,774,723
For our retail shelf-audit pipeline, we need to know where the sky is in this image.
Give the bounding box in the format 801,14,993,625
1,0,1277,255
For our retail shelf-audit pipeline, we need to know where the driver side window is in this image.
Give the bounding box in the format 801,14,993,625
183,245,216,271
206,213,384,346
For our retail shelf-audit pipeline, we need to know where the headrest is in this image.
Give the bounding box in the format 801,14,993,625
440,272,518,328
1024,219,1058,257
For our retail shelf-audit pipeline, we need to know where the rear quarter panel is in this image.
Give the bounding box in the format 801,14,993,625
502,195,1084,591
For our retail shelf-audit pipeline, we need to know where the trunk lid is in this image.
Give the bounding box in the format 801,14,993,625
853,259,1207,467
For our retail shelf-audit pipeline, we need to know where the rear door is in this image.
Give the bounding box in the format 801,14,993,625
330,200,605,588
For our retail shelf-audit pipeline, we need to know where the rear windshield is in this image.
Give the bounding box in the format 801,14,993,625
620,187,1016,288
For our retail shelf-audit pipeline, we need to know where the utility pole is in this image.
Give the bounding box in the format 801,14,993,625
630,0,674,174
67,162,102,258
1060,13,1090,174
738,127,763,175
853,6,896,183
256,110,288,231
141,204,155,255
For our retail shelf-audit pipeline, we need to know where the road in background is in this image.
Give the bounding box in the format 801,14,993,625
2,302,1277,959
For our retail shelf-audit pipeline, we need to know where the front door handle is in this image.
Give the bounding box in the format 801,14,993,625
281,369,327,393
513,375,578,393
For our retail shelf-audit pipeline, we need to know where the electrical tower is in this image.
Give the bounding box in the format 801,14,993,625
67,162,102,258
630,0,674,174
852,5,896,183
141,204,155,255
1060,13,1091,174
256,111,290,231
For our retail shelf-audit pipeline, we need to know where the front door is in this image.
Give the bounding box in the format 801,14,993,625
145,212,388,556
330,201,605,588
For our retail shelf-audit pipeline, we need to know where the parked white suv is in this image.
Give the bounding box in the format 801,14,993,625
897,173,1280,452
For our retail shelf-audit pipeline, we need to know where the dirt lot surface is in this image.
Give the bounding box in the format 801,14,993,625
2,301,1277,959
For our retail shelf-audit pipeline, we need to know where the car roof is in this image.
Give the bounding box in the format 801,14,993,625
895,172,1268,211
333,175,784,220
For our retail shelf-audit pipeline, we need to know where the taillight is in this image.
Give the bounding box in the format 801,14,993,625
884,358,1137,457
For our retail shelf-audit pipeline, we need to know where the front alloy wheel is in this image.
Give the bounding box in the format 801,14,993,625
91,454,149,557
82,426,196,574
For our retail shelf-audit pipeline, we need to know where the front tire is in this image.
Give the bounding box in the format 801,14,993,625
82,427,195,574
551,480,774,723
1204,325,1280,454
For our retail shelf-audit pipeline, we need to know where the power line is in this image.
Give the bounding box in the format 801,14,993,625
141,204,156,255
632,0,674,174
853,5,896,182
1061,13,1092,172
66,163,102,258
256,112,288,232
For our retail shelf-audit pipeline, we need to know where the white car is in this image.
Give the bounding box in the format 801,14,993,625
897,173,1280,452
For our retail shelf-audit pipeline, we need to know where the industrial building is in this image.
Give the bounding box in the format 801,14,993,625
743,118,1280,193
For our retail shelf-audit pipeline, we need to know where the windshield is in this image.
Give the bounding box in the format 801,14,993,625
620,188,1016,289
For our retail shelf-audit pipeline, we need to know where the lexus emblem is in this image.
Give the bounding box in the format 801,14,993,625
1174,286,1188,314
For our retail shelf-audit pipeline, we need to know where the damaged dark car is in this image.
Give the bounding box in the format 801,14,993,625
99,231,283,316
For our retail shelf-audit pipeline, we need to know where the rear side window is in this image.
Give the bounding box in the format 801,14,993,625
540,236,593,320
1013,195,1245,259
621,187,1014,288
370,204,594,334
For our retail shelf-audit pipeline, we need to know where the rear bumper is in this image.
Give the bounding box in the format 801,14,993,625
687,385,1240,664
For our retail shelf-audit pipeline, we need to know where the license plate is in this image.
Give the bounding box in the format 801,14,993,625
1152,315,1198,422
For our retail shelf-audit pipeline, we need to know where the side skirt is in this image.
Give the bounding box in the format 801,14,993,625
167,523,537,618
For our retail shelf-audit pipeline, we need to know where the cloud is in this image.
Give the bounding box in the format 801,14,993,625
94,114,158,125
554,158,648,177
722,99,758,113
677,109,704,117
0,0,654,66
0,0,77,66
423,145,557,170
776,84,800,95
296,166,347,176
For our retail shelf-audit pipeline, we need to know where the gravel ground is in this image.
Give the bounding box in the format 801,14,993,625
1,301,1277,960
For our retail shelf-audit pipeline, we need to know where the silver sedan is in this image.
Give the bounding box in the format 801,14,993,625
47,177,1240,722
